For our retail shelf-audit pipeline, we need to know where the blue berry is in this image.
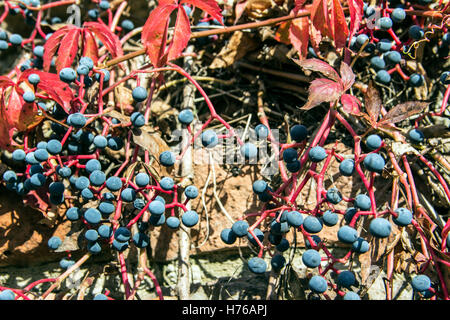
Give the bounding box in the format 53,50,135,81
94,135,108,148
322,210,339,227
355,194,371,211
85,229,99,242
135,172,150,187
114,227,131,242
440,71,450,85
384,51,401,64
121,188,136,202
0,40,8,50
391,8,406,23
241,143,258,160
375,70,391,84
166,216,181,229
33,45,44,58
80,57,94,70
85,159,101,173
102,192,115,201
84,208,102,225
352,237,370,253
366,134,382,150
286,211,303,227
309,275,327,293
286,160,301,173
30,173,46,188
232,220,249,237
393,208,412,226
159,151,176,167
305,235,321,249
309,146,327,162
9,34,23,45
268,233,282,245
66,207,81,221
338,226,358,244
49,182,65,195
248,257,267,274
48,236,62,250
88,9,100,19
270,219,289,235
99,0,110,10
378,17,393,30
409,25,424,40
283,148,297,163
326,188,342,204
220,228,237,244
337,271,356,288
67,113,86,128
87,241,102,254
0,290,15,300
28,73,40,85
106,176,122,191
160,177,174,191
30,164,43,175
132,86,147,102
303,216,323,234
3,170,17,183
131,112,145,127
408,128,425,144
363,153,385,173
343,207,358,224
77,64,90,76
369,217,391,238
149,200,165,215
182,210,199,227
255,124,269,139
252,180,268,194
411,275,431,292
409,73,424,87
47,139,62,155
12,149,26,162
75,176,90,190
89,170,105,187
356,34,369,47
271,254,286,271
59,258,75,269
247,228,264,246
95,69,110,82
154,195,166,205
377,39,393,52
184,185,198,199
98,224,113,238
201,130,218,148
178,109,194,125
112,239,128,252
370,56,386,70
59,68,77,83
121,19,134,31
23,91,35,103
149,213,166,226
302,249,321,268
93,294,108,300
343,291,361,300
133,232,150,248
290,124,308,142
133,198,145,210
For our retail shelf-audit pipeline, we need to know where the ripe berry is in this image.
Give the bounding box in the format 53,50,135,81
369,218,392,238
370,56,386,70
121,19,134,31
337,271,356,288
409,25,424,39
107,136,124,150
121,188,136,202
247,228,264,246
93,294,108,300
112,239,129,252
354,194,371,211
49,182,65,195
305,235,321,249
160,177,174,191
89,170,106,187
159,151,176,167
290,124,308,142
241,143,258,160
105,176,122,191
270,220,289,235
114,227,131,242
88,9,100,19
149,200,165,215
308,146,327,162
166,216,181,229
409,73,424,87
80,57,94,70
98,224,113,238
3,170,17,183
384,51,402,65
283,148,297,163
302,249,321,268
135,172,150,187
77,64,90,76
391,8,406,23
47,139,62,155
303,216,323,234
232,220,249,237
30,173,46,188
411,275,431,292
99,0,110,10
352,237,370,253
201,130,219,148
132,86,147,102
393,208,413,226
377,17,393,30
255,124,269,139
28,73,40,85
252,180,267,194
375,70,391,84
94,69,110,82
343,291,361,300
178,109,194,125
48,236,62,250
248,257,267,274
366,134,382,150
286,160,301,173
363,153,385,173
326,188,342,204
0,290,15,300
182,210,199,227
286,211,303,228
84,208,102,225
59,258,75,269
271,254,286,271
9,34,22,45
74,176,90,190
339,159,355,176
220,228,237,244
309,275,327,293
12,149,26,162
66,207,81,221
59,68,77,83
184,185,198,199
408,128,424,143
337,226,358,244
130,112,145,127
356,34,369,47
133,232,150,248
94,135,108,149
322,210,339,227
85,229,99,242
377,39,393,52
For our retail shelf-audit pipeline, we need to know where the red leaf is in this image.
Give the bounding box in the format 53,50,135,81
82,29,99,66
302,78,343,110
234,0,248,24
0,120,15,152
0,76,15,90
294,58,342,83
142,4,178,67
181,0,223,24
275,21,292,44
310,0,331,39
55,27,81,72
309,23,322,55
289,15,309,60
43,25,75,72
84,22,123,60
347,0,364,40
339,62,355,91
341,93,361,114
4,86,29,131
167,6,191,61
330,0,348,49
293,0,308,13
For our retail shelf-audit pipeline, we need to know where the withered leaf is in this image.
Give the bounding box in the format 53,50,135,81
55,229,83,252
104,110,130,123
380,101,430,124
364,81,382,123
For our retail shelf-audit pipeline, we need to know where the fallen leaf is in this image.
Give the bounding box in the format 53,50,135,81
210,31,259,69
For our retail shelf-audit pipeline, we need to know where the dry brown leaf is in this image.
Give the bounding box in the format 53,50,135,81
364,81,382,123
245,0,274,18
380,101,430,124
114,85,134,111
210,31,259,69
